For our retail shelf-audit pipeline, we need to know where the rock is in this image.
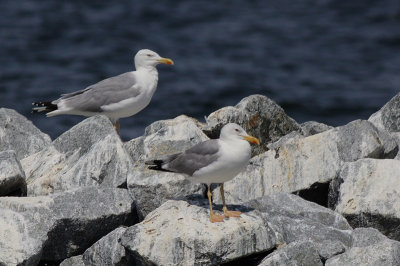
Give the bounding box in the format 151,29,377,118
125,115,208,220
0,209,43,266
369,92,400,132
0,187,135,263
59,255,85,266
0,150,26,196
333,120,398,162
332,159,400,241
214,119,398,205
120,196,276,266
247,193,352,260
300,121,333,136
203,95,300,155
258,240,323,266
82,226,129,266
325,228,400,266
213,131,341,205
0,108,51,160
21,115,134,196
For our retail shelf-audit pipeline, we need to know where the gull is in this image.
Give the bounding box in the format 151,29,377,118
146,123,260,223
32,49,174,135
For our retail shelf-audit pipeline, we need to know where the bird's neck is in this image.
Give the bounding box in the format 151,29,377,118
136,67,159,93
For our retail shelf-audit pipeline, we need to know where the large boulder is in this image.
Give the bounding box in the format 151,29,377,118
124,115,207,220
326,228,400,266
0,187,135,264
120,196,276,266
0,108,51,160
213,119,398,205
0,150,26,196
247,193,353,261
203,95,300,155
120,193,352,265
369,92,400,132
21,115,134,196
81,226,129,266
331,159,400,241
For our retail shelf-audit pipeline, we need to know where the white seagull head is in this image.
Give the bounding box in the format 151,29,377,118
134,49,174,69
219,123,260,145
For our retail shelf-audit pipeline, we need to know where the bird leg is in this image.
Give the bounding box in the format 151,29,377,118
220,183,242,218
207,185,224,223
114,120,120,136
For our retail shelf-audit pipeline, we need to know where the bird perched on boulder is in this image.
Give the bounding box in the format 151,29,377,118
32,49,174,135
146,123,260,223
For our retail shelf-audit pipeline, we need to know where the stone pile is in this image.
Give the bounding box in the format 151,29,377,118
1,93,400,265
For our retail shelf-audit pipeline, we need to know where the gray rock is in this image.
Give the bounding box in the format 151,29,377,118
213,131,341,204
258,240,323,266
0,108,51,160
326,228,400,266
300,121,333,136
203,95,300,155
0,187,135,264
0,150,26,196
334,119,398,161
21,115,134,196
333,159,400,241
369,92,400,132
59,255,85,266
248,193,353,260
125,115,208,219
82,226,129,266
120,197,276,266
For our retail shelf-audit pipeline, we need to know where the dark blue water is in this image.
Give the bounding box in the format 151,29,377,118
1,0,400,140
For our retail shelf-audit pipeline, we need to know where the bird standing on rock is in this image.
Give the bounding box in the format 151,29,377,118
32,49,174,135
146,123,260,223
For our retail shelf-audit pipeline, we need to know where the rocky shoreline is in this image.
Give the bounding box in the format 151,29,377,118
1,93,400,265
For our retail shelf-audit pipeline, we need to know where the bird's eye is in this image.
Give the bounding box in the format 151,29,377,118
147,54,152,57
235,128,240,132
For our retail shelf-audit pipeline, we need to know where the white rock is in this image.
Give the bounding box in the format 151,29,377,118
334,159,400,240
120,198,276,266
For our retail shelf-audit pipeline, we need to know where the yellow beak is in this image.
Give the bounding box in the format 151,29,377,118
242,135,260,145
158,57,174,65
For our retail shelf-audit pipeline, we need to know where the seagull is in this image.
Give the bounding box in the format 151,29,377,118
146,123,260,223
32,49,174,135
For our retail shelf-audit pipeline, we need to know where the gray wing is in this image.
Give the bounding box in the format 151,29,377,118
163,139,221,176
54,72,141,112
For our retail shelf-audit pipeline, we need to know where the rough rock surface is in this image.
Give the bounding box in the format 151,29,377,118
0,108,51,160
247,193,352,261
369,92,400,132
258,240,323,266
0,187,135,264
120,196,276,266
333,119,398,162
21,115,134,196
59,255,85,266
332,159,400,241
82,226,128,266
203,94,300,155
300,121,333,136
0,150,26,196
326,228,400,266
125,116,207,220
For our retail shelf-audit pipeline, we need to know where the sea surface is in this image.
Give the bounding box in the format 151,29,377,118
1,0,400,141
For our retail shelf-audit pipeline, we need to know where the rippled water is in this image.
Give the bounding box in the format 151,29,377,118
1,0,400,140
